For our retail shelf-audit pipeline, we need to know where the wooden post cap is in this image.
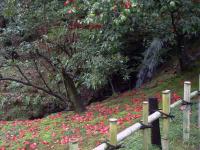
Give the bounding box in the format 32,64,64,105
69,138,79,144
162,90,170,94
109,118,118,122
184,81,191,85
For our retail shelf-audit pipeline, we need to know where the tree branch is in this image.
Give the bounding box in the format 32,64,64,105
0,77,66,105
170,12,179,36
35,49,57,71
33,59,53,92
15,65,31,83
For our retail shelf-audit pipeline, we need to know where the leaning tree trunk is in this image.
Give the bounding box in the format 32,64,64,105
62,68,85,113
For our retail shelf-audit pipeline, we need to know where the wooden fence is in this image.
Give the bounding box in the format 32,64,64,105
69,75,200,150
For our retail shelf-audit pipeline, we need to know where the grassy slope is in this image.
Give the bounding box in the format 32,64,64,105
0,63,200,150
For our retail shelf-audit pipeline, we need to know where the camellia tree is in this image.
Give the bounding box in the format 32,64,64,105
0,0,135,114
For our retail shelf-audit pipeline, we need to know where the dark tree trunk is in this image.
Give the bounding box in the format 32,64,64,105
61,68,85,113
176,36,192,72
0,16,6,28
170,12,192,72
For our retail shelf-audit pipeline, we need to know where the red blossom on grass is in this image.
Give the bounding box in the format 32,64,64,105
18,130,25,138
60,136,69,144
30,143,37,150
51,132,56,138
171,92,181,103
0,121,7,125
133,106,142,112
118,113,142,125
23,141,30,145
71,112,94,123
45,126,50,131
0,146,6,150
42,140,49,145
124,104,133,111
131,98,142,104
61,123,69,131
10,135,17,141
84,122,109,135
31,130,39,138
97,106,119,116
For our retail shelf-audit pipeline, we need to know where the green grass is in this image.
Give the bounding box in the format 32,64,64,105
0,64,200,149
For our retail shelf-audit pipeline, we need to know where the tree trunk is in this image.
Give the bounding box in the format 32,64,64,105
176,36,192,72
108,77,117,95
170,12,192,72
61,68,85,113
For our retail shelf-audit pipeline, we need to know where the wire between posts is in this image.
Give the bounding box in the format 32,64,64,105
139,121,153,129
103,139,123,150
158,110,175,119
182,100,197,106
149,108,175,120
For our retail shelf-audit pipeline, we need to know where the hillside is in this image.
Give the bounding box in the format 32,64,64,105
0,63,199,150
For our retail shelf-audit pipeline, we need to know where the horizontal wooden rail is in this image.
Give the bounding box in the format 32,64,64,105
93,90,198,150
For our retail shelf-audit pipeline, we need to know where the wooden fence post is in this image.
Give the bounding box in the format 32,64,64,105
142,101,149,150
149,98,161,149
162,90,171,150
109,118,118,146
198,75,200,128
69,138,79,150
183,81,191,141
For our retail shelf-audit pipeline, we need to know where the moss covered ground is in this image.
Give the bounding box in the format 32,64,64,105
0,65,200,150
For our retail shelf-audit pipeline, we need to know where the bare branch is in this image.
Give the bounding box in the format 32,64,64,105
0,77,66,105
35,50,57,71
33,59,53,92
15,65,31,83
